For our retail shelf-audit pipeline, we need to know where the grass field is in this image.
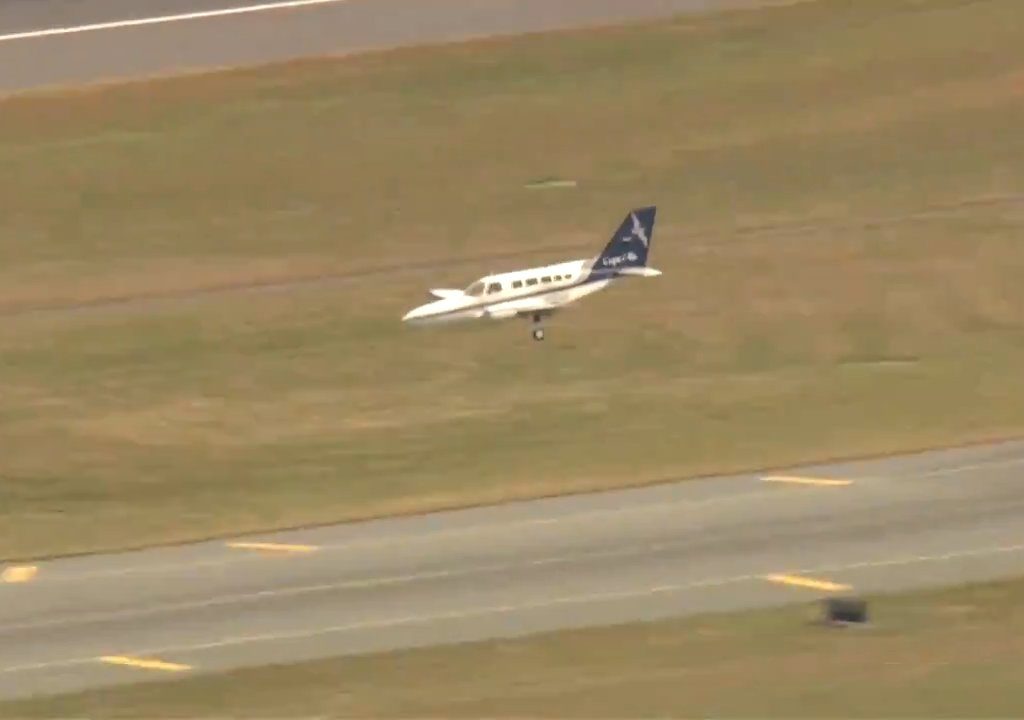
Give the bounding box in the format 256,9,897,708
2,0,1024,560
7,574,1024,717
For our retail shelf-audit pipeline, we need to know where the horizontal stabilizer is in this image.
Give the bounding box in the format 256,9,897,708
616,266,662,277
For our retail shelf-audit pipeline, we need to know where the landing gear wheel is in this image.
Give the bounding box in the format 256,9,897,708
530,313,546,341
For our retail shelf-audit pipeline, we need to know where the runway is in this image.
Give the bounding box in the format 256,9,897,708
2,440,1024,700
0,0,766,96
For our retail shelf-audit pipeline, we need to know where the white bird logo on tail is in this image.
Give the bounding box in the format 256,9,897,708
624,212,649,248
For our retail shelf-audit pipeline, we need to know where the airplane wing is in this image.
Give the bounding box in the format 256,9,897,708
484,296,559,319
429,288,465,300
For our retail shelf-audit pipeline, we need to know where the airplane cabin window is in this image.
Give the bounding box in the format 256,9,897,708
512,280,523,289
541,276,552,283
526,278,538,286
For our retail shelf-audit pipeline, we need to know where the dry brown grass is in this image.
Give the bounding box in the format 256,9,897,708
0,0,1023,559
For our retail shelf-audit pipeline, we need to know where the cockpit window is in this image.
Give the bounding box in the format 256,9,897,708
465,281,485,297
486,282,503,294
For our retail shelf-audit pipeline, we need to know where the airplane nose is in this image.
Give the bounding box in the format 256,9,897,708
402,305,425,322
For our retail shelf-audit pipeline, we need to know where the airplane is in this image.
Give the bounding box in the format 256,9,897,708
401,206,661,341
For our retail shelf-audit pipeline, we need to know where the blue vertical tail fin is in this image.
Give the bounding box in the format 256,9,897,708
587,206,657,279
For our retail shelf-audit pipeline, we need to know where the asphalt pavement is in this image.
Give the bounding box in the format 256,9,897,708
2,440,1024,700
0,0,765,96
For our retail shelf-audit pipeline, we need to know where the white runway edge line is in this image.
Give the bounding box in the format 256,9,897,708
0,0,350,43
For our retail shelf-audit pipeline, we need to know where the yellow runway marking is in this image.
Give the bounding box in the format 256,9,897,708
99,655,191,672
226,541,318,554
764,573,851,592
762,475,853,487
1,565,38,583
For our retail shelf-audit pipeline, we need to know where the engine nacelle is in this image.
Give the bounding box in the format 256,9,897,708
485,307,520,320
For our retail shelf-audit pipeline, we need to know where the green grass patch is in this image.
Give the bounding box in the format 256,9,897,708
9,576,1024,717
2,0,1024,558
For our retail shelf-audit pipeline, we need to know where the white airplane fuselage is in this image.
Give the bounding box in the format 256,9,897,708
401,206,661,340
401,259,611,325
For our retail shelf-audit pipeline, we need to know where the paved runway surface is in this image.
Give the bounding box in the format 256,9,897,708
0,0,765,96
2,440,1024,700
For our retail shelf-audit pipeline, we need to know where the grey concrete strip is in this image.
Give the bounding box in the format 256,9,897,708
0,0,275,34
0,440,1023,699
0,0,768,96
